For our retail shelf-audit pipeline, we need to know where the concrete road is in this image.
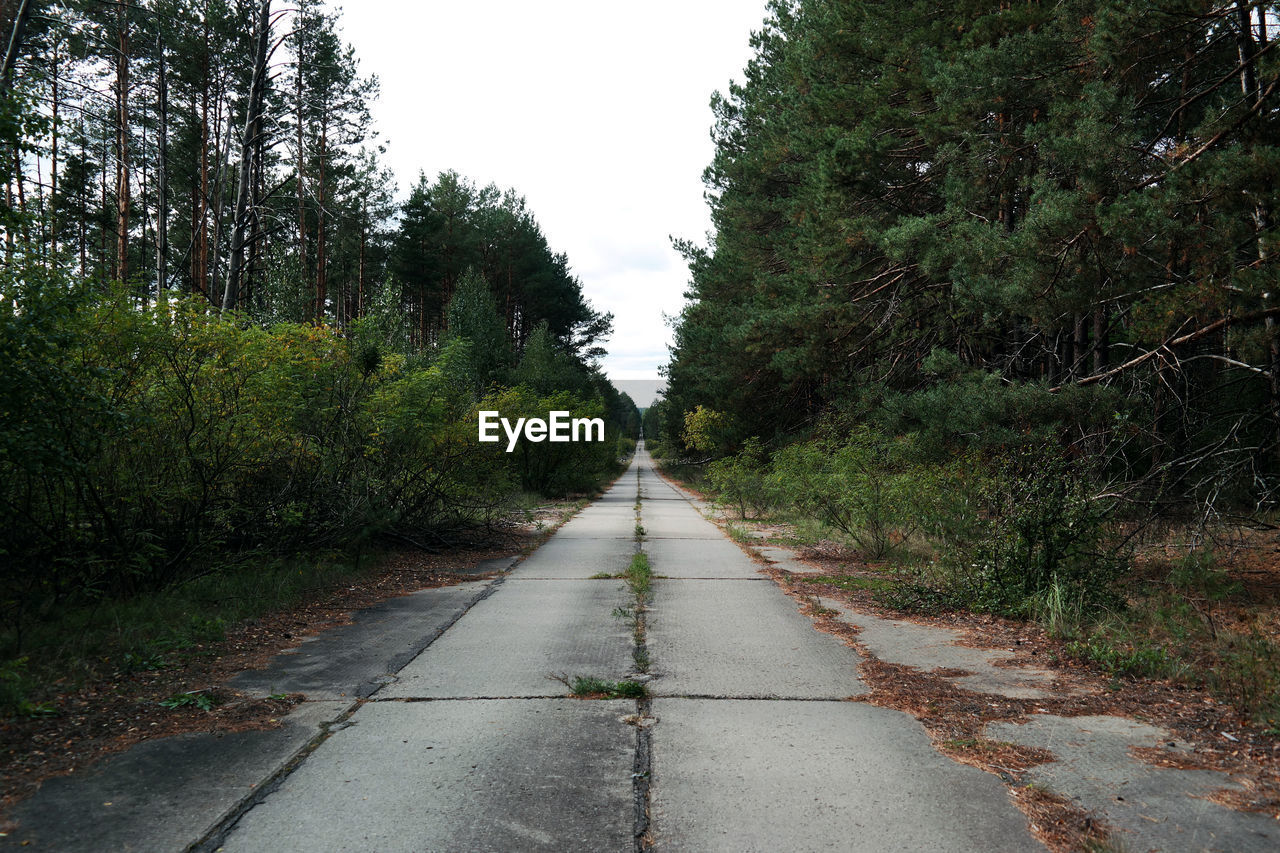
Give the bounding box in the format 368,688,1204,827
213,460,647,853
3,444,1041,851
214,444,1037,852
635,447,1036,852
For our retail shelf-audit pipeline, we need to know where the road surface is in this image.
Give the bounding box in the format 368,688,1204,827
1,444,1040,852
215,444,1036,852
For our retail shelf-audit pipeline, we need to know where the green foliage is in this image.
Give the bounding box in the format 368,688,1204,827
770,431,926,559
564,676,647,699
159,690,220,711
391,172,613,356
480,386,621,496
682,405,734,456
446,268,511,392
665,0,1280,519
707,438,775,519
1208,629,1280,727
0,277,627,653
2,549,374,718
1064,638,1174,680
940,446,1126,617
1167,550,1240,602
1066,565,1280,725
0,658,56,718
623,551,652,599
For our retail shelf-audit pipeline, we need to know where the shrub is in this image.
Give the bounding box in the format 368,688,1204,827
682,405,734,455
942,444,1126,617
707,438,775,519
770,430,923,559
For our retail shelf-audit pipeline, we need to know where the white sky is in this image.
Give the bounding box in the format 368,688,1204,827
333,1,769,390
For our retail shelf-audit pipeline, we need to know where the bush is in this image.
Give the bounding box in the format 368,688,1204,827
0,281,626,654
941,444,1126,617
707,438,774,519
480,386,622,496
770,430,924,559
682,405,735,455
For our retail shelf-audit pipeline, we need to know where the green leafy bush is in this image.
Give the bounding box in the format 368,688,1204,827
0,278,629,655
941,445,1126,617
682,405,735,455
770,430,924,559
707,438,775,519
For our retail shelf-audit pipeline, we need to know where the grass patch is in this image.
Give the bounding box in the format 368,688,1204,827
589,571,615,579
554,674,648,699
1059,548,1280,725
1,549,370,717
623,551,652,599
1064,637,1174,679
801,574,895,594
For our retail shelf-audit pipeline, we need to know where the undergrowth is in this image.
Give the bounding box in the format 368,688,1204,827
0,549,372,718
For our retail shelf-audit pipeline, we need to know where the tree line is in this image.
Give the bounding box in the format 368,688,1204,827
0,0,638,653
649,0,1279,621
657,0,1278,521
0,0,609,348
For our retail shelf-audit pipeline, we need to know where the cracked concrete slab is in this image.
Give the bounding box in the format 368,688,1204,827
650,698,1037,852
644,536,765,578
752,544,823,574
648,580,865,698
510,535,638,579
378,579,636,698
986,714,1276,852
217,699,636,853
640,508,723,540
549,506,637,540
818,596,1058,699
229,582,490,700
0,700,351,852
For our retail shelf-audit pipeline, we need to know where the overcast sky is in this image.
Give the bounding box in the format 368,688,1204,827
334,1,769,394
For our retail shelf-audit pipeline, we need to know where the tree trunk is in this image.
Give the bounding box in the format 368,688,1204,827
314,120,326,322
224,0,271,313
114,0,129,283
1235,2,1279,428
295,33,308,304
357,209,366,318
49,38,57,263
100,134,108,279
0,0,34,97
208,89,233,306
156,32,167,309
196,15,210,295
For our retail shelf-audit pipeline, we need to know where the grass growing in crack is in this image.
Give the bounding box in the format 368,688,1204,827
589,571,614,579
623,552,651,599
551,673,648,699
635,522,646,538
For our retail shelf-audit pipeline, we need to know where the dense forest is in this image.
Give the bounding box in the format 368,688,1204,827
0,0,637,662
651,1,1278,621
